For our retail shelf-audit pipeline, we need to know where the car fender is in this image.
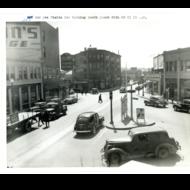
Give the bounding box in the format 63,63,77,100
155,143,177,155
106,148,129,160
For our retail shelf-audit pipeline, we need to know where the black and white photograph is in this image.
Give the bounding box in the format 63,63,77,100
2,8,190,173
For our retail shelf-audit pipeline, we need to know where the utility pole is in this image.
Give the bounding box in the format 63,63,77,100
109,91,114,124
130,85,133,120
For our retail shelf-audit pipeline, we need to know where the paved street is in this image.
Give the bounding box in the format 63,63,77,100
7,87,190,168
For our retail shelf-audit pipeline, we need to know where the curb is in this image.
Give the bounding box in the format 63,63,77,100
105,122,156,131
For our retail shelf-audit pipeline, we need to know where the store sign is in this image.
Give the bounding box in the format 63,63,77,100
6,24,40,48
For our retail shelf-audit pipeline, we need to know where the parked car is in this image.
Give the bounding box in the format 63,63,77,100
74,112,104,135
173,99,190,113
91,88,99,94
144,95,168,108
30,101,47,112
120,87,127,93
45,101,67,120
102,126,181,166
64,95,78,105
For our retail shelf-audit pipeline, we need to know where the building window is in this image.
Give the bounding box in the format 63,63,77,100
23,66,27,79
174,61,177,72
30,67,34,79
38,67,41,79
18,67,23,80
181,61,184,71
10,66,15,80
165,62,168,72
7,66,9,81
43,47,46,58
169,62,173,71
186,60,190,71
22,86,29,110
34,68,37,79
31,85,37,104
42,31,45,42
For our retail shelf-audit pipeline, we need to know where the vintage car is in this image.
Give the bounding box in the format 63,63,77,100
144,95,168,108
102,126,181,166
64,95,78,105
30,101,47,112
74,112,104,135
173,99,190,113
45,101,67,120
120,87,127,93
91,88,99,94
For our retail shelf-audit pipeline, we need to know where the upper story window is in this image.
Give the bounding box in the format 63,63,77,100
6,66,9,81
186,60,190,71
42,31,45,42
30,66,34,79
181,60,184,71
18,66,23,80
10,66,15,80
174,61,177,72
43,47,46,58
38,67,41,79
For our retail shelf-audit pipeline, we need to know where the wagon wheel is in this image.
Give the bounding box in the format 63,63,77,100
24,121,32,132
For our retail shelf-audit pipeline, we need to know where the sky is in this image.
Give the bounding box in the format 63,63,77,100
48,8,190,69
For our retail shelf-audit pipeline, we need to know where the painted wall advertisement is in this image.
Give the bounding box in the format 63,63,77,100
6,23,41,61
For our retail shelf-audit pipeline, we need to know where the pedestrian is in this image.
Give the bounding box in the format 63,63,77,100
38,110,44,127
43,110,50,128
98,94,103,103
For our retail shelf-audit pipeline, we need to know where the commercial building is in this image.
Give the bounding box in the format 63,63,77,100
72,47,121,91
145,47,190,100
6,22,62,114
164,47,190,101
144,54,164,95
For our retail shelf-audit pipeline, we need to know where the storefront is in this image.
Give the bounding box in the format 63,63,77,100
181,79,190,99
7,83,43,114
165,79,177,100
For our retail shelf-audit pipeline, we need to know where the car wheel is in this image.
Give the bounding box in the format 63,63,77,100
188,109,190,114
174,106,178,112
108,153,121,167
157,147,169,159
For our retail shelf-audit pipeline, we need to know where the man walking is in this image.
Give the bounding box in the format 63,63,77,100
98,94,103,103
38,110,44,127
43,110,50,128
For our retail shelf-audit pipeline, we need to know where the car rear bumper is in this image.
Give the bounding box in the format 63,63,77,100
75,130,92,133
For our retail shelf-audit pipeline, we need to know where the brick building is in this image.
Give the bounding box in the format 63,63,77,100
72,47,121,91
6,22,62,114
